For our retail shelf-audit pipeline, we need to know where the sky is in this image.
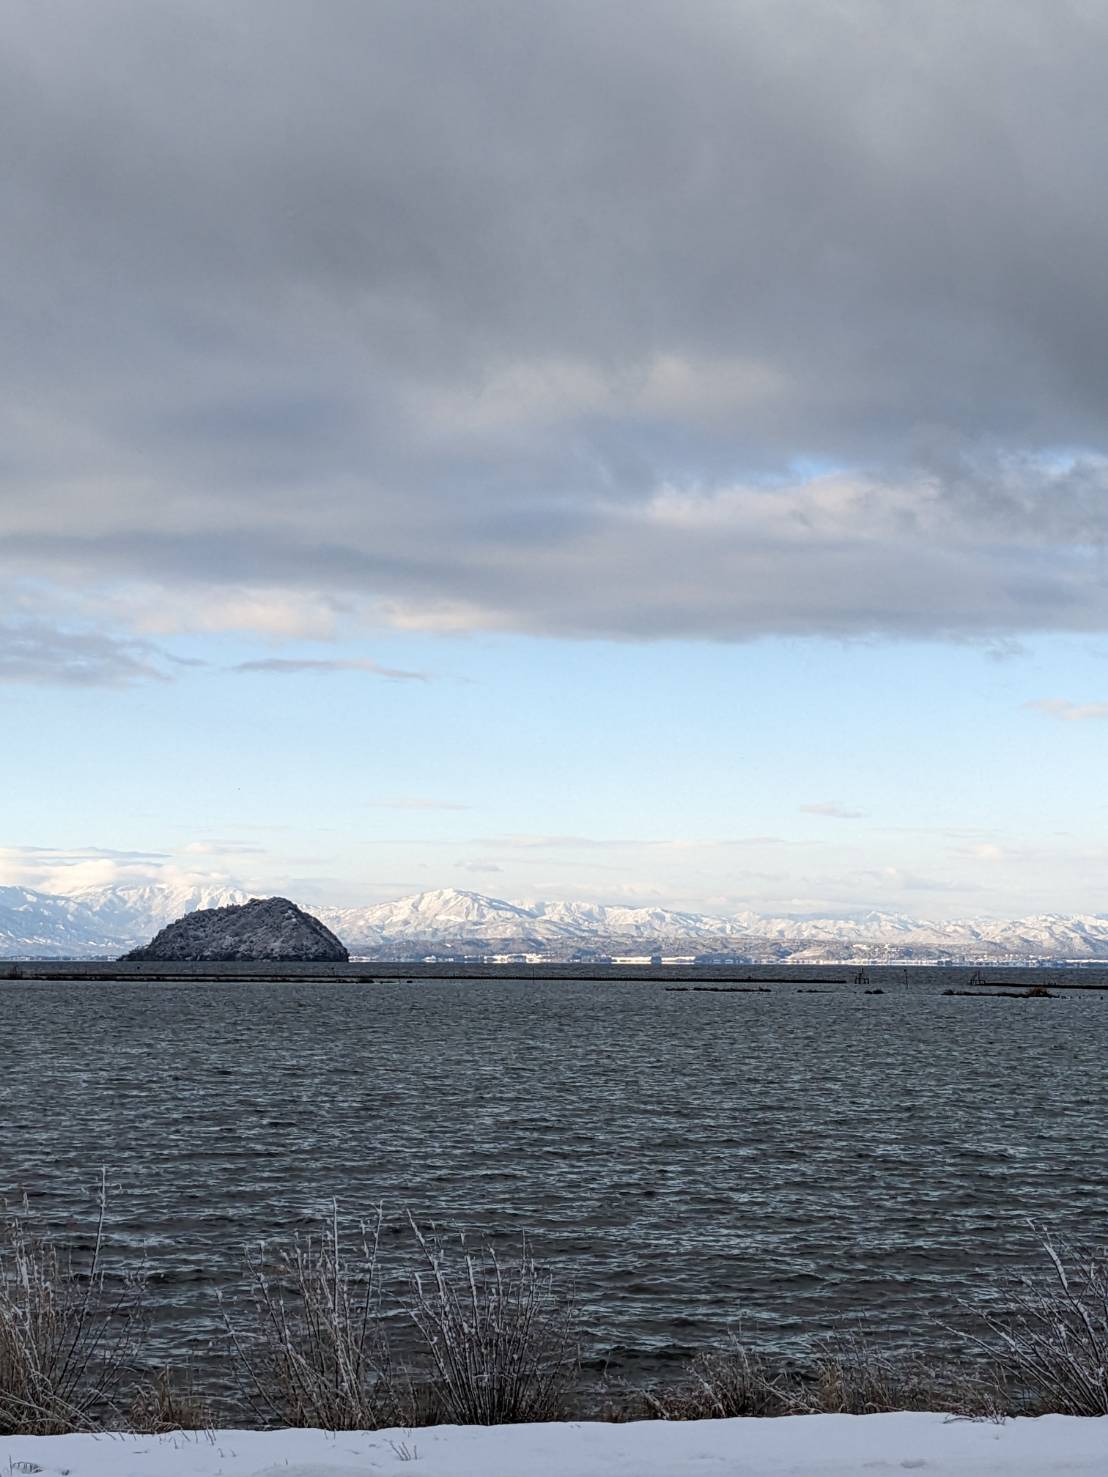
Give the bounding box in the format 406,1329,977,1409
5,0,1108,919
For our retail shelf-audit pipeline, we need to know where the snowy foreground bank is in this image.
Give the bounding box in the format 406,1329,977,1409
2,1415,1108,1477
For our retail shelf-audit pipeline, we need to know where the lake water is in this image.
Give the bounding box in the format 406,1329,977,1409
1,968,1106,1383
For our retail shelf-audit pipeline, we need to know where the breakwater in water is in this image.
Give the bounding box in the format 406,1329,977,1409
5,959,1108,983
3,960,855,981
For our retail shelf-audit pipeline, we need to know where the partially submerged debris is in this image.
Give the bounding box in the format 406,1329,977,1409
942,987,1057,999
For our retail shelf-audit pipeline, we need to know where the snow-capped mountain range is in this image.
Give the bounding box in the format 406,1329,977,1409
4,883,1108,962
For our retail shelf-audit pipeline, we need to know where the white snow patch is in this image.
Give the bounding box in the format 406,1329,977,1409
1,1415,1107,1477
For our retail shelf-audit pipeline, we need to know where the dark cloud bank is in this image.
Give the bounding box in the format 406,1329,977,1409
4,0,1108,647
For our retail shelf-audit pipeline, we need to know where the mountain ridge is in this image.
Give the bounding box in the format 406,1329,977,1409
3,883,1108,962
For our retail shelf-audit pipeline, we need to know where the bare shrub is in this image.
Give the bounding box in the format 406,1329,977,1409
969,1226,1108,1415
407,1220,578,1425
225,1203,408,1430
0,1177,145,1434
127,1365,213,1433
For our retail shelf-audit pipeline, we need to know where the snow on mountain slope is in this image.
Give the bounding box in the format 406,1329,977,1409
69,882,250,940
0,886,125,957
0,883,250,958
4,883,1108,960
527,899,741,940
315,890,1108,960
316,890,740,951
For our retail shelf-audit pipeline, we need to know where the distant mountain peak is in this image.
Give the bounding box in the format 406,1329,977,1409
3,881,1107,963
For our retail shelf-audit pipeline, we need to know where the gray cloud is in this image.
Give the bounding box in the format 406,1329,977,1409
5,2,1108,642
0,620,170,686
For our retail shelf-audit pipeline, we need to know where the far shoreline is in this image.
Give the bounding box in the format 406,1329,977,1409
3,959,1108,983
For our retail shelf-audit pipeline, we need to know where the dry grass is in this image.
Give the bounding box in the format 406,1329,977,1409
127,1365,214,1434
780,1332,978,1416
407,1219,579,1425
641,1337,786,1419
643,1331,1008,1421
0,1176,145,1434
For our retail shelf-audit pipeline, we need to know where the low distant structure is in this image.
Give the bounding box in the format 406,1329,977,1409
120,896,349,963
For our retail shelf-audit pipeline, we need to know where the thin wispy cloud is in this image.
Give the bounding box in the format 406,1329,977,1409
1025,699,1108,722
483,834,786,851
232,658,429,681
182,840,266,857
487,835,623,851
368,799,471,811
800,803,866,820
1,846,170,864
964,844,1006,862
862,867,976,894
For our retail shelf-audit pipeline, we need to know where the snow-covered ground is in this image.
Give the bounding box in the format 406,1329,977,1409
2,1415,1107,1476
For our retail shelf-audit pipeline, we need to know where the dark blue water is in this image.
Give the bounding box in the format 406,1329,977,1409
1,970,1105,1379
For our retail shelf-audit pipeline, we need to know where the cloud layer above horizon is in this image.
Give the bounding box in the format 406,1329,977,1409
6,0,1108,652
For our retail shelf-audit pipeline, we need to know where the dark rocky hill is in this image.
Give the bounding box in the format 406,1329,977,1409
121,896,349,963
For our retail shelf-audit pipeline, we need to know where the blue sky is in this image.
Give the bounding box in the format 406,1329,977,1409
7,625,1108,916
5,2,1108,919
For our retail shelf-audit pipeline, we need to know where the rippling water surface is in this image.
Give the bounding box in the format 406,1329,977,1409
1,970,1106,1379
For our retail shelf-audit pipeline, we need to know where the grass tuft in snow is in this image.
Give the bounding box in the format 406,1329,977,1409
127,1364,215,1434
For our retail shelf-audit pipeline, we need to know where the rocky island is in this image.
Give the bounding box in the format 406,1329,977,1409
120,896,349,963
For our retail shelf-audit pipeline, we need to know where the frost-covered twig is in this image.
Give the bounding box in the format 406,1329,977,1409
964,1223,1108,1415
407,1217,578,1424
0,1171,146,1434
224,1201,407,1430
